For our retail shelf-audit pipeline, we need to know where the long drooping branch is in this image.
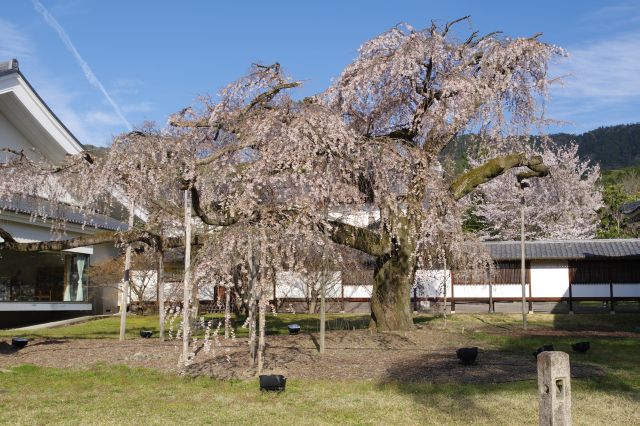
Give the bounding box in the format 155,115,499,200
326,220,388,257
0,227,190,252
190,186,240,226
449,153,549,200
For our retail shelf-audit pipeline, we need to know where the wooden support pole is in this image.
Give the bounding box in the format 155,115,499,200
320,273,326,354
520,188,528,331
450,270,455,314
181,189,192,367
487,266,493,313
158,251,165,341
119,201,135,341
257,295,266,373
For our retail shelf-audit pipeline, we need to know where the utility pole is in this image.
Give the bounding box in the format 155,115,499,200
520,182,529,330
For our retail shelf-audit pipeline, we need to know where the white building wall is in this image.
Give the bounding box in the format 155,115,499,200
612,284,640,297
0,111,31,154
414,269,451,298
343,285,372,298
489,284,523,298
275,271,341,299
453,285,488,298
268,263,640,303
571,284,610,298
530,260,569,298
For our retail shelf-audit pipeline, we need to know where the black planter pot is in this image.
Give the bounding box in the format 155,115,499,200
288,324,301,335
12,337,28,349
140,330,153,338
533,344,555,358
456,347,478,365
259,375,286,392
571,341,590,353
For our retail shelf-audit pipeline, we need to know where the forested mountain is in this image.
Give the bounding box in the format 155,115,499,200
441,123,640,174
550,123,640,170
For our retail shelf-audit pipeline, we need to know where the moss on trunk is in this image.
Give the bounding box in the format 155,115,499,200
369,224,415,332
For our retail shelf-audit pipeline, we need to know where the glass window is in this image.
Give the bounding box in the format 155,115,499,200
0,251,89,302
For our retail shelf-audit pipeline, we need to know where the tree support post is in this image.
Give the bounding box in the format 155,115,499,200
158,251,165,341
320,275,325,354
181,189,193,367
520,185,528,330
119,201,135,341
450,271,455,314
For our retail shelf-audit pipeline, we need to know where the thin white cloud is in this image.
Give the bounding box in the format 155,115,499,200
548,29,640,132
85,110,123,126
552,31,640,100
0,19,34,59
121,101,154,113
32,0,132,131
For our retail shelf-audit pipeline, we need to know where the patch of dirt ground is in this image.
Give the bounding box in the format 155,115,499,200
0,326,611,383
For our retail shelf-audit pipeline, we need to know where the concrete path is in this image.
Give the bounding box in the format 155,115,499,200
13,314,113,331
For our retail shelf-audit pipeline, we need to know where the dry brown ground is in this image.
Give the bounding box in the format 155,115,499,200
0,325,609,384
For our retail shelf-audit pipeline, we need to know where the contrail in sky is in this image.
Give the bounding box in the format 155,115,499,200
32,0,132,131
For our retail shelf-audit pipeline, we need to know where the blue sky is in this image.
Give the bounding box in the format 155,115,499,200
1,0,639,146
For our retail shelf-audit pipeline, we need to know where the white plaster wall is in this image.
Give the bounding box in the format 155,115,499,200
613,284,640,297
571,284,610,298
530,260,569,298
490,284,524,298
275,271,341,298
415,269,451,298
0,111,31,155
454,285,490,298
343,285,372,298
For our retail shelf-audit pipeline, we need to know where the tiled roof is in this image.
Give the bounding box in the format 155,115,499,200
621,200,640,215
0,59,19,76
485,239,640,260
1,195,127,232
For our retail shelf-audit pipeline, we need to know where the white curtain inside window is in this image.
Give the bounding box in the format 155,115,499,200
75,257,85,302
63,256,71,301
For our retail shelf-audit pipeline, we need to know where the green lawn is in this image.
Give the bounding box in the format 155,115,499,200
0,363,638,426
0,313,373,339
1,313,639,425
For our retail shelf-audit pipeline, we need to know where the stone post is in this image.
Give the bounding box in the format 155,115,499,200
537,351,571,426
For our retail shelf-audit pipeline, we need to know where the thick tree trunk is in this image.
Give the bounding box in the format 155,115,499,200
369,233,416,331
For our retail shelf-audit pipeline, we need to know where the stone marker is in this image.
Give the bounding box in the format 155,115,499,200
537,351,571,426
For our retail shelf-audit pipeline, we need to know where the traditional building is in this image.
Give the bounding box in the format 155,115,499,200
270,239,640,314
0,59,123,327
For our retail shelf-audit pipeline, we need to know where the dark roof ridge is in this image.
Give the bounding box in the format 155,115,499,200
486,238,640,244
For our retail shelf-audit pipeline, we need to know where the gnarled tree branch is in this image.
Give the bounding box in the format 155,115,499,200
326,220,387,257
0,226,195,252
449,153,550,200
190,186,240,226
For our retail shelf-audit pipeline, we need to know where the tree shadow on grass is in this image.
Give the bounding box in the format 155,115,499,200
378,339,637,421
0,341,17,354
